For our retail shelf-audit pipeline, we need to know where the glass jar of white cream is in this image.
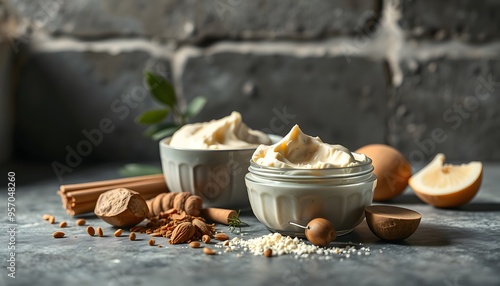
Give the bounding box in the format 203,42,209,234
245,160,376,236
245,125,377,236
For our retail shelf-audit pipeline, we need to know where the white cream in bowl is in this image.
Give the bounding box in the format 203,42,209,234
246,125,376,236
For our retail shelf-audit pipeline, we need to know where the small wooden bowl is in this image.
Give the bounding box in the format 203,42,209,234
365,205,422,241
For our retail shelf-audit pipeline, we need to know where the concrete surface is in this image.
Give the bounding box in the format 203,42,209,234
0,162,499,286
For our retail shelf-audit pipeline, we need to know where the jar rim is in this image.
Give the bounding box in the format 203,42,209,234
248,157,374,179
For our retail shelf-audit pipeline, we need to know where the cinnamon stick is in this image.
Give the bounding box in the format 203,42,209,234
58,174,168,216
201,208,238,225
66,178,166,203
60,174,163,193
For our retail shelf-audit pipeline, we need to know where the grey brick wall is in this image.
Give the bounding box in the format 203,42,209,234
2,0,500,168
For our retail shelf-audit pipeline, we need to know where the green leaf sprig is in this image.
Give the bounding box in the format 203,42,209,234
228,210,249,233
120,72,207,177
135,71,207,140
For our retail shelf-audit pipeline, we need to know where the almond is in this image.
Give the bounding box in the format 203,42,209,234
114,229,122,237
59,221,67,228
129,232,136,241
76,219,86,226
203,247,215,255
97,227,104,237
42,214,52,221
214,233,229,241
148,238,156,246
189,241,201,248
53,231,65,238
169,222,195,244
192,219,211,236
87,226,95,236
48,216,55,224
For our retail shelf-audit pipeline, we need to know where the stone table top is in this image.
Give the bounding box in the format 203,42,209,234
1,162,499,286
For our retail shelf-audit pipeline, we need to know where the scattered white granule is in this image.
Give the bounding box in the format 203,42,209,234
227,233,373,258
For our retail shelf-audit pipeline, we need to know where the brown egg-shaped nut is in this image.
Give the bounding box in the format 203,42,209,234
305,218,336,247
365,205,421,241
356,144,412,201
94,188,150,228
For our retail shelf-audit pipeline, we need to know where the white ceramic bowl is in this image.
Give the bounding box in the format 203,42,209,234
245,160,377,236
159,135,281,209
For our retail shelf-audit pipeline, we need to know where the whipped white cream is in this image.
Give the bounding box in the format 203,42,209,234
252,125,367,168
169,111,271,149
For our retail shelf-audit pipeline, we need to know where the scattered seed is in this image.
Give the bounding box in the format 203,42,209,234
148,238,155,246
53,231,65,238
59,221,67,228
202,235,211,244
189,241,201,248
129,232,136,241
264,249,272,257
87,226,95,236
203,247,215,255
76,219,86,226
97,227,104,237
42,214,52,221
214,233,229,241
223,240,229,246
48,216,55,224
114,229,122,237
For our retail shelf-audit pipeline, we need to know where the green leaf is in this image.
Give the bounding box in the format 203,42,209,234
135,109,169,125
119,164,162,177
151,126,180,140
143,122,178,137
145,71,177,108
183,96,207,119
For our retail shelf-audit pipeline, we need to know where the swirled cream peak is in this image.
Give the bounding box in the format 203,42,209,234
169,111,271,149
252,125,367,168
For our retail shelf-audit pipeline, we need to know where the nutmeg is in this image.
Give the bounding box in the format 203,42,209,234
94,188,150,228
